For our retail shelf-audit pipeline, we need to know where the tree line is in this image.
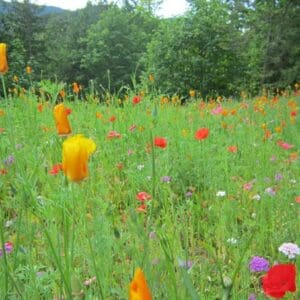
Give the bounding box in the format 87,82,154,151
0,0,299,98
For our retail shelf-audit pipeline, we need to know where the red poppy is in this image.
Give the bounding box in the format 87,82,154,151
136,204,147,213
132,95,141,105
49,163,63,175
107,131,121,139
154,137,167,148
136,192,151,202
227,145,238,153
109,115,116,122
195,128,209,140
295,196,300,203
262,264,296,299
290,111,297,117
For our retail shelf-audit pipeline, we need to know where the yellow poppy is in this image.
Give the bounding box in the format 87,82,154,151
129,268,152,300
62,134,96,182
53,103,72,135
0,43,8,75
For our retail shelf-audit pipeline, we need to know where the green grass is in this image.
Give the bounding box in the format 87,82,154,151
0,88,299,299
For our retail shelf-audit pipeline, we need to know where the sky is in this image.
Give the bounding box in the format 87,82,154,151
28,0,189,17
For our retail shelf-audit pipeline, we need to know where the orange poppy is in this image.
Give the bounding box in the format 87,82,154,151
129,268,152,300
195,128,209,140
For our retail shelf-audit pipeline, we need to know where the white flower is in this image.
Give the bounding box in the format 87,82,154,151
278,242,300,259
227,237,237,244
137,164,144,171
216,191,226,197
252,194,261,201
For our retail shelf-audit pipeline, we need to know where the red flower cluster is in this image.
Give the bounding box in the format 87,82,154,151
132,95,141,105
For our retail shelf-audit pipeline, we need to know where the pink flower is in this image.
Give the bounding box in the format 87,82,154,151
243,182,253,191
277,141,294,150
107,131,121,139
211,105,223,115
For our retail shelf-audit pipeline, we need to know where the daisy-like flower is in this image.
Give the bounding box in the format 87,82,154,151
216,191,226,197
278,243,300,259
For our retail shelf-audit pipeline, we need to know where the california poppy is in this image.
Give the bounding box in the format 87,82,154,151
154,137,167,148
262,264,296,299
73,82,80,94
62,134,96,182
53,103,72,135
129,268,152,300
195,128,209,140
26,66,32,74
0,43,8,75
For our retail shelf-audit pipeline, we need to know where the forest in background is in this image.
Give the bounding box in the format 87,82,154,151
0,0,299,98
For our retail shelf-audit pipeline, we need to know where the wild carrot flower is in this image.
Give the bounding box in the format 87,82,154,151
216,191,226,197
129,268,152,300
262,264,296,299
0,43,8,75
278,243,300,259
62,134,96,182
195,128,209,140
249,256,269,272
53,103,72,135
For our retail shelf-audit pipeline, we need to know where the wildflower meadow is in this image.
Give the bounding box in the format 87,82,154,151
0,44,300,299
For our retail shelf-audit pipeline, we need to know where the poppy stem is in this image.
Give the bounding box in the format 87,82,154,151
1,74,7,100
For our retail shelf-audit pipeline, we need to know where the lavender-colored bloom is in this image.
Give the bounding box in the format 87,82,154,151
178,259,193,270
4,155,15,166
275,173,283,181
248,293,256,300
0,242,13,257
249,256,269,272
160,176,172,183
15,144,23,150
278,242,300,259
149,231,156,240
265,187,276,196
185,191,193,197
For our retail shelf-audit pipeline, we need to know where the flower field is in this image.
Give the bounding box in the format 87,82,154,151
0,83,299,299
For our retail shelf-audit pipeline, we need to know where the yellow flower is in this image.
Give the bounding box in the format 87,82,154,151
26,66,32,74
53,103,72,135
189,90,196,98
0,43,8,75
129,268,152,300
62,134,96,182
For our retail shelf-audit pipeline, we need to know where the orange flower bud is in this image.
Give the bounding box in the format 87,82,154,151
53,103,72,135
0,43,8,75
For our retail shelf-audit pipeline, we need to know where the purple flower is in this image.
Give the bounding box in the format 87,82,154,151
149,231,156,240
160,176,172,183
0,242,13,257
249,256,269,272
248,293,256,300
275,173,283,181
4,155,15,166
265,187,276,196
178,258,193,270
185,191,193,197
278,242,300,259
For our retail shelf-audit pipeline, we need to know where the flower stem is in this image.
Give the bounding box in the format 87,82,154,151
1,74,7,100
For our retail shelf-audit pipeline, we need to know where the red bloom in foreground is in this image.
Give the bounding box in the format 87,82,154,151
227,145,238,153
49,163,63,175
262,264,296,299
136,192,152,202
195,128,209,140
154,137,167,148
132,95,141,105
107,131,121,139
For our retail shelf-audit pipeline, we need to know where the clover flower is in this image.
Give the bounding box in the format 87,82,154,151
249,256,269,272
278,243,300,259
